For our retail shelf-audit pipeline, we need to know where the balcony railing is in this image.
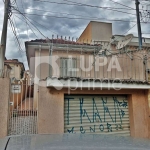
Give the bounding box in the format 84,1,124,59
50,55,148,81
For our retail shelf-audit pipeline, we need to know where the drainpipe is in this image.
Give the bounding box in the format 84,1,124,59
48,42,53,77
38,45,41,80
36,45,41,112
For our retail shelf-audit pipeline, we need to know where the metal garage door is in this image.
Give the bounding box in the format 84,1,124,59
64,95,130,136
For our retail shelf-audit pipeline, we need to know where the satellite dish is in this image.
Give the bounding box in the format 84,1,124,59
116,34,133,50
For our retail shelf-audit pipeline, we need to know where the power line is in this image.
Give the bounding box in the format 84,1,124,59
12,12,138,23
10,4,139,58
63,0,135,10
10,0,27,49
110,23,137,45
11,4,54,38
11,5,150,42
20,0,29,40
25,16,58,35
10,2,146,42
12,5,150,18
14,12,138,40
12,7,48,38
33,0,136,15
142,33,150,34
9,18,24,52
14,14,39,39
12,7,58,35
12,16,26,51
18,7,136,18
108,0,134,9
122,23,137,35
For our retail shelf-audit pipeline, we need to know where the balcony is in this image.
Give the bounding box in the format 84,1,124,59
46,54,150,89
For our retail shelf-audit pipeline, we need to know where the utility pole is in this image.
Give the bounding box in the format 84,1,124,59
0,0,10,77
135,0,142,49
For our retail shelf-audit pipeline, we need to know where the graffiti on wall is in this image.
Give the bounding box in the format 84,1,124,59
65,96,128,134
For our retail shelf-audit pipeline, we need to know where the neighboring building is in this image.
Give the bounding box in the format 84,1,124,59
0,57,12,78
4,59,25,80
3,63,11,78
78,21,112,44
25,22,150,138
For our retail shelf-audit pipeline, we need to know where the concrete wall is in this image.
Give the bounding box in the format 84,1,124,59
38,81,150,138
0,78,10,138
78,21,112,43
128,90,150,138
91,21,112,42
38,81,64,134
77,22,92,44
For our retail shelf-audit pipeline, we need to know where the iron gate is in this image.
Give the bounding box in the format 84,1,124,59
8,75,38,135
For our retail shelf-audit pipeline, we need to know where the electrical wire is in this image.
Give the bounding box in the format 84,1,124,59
14,14,39,39
33,0,136,15
20,0,29,40
12,16,26,51
108,0,134,9
8,19,25,62
12,12,139,23
12,7,47,38
63,0,135,11
9,18,24,52
11,4,150,23
12,8,136,18
110,23,137,43
11,4,49,38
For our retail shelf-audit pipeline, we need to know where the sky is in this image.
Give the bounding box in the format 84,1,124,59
0,0,150,69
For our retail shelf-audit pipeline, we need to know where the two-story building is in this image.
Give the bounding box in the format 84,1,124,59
25,21,150,138
4,59,25,80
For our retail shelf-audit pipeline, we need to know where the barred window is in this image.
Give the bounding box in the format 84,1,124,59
60,57,77,77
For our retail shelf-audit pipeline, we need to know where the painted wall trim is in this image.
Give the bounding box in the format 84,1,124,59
47,78,150,89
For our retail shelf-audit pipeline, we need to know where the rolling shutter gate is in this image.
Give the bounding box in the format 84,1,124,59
64,95,130,136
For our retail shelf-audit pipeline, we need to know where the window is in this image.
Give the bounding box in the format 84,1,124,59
60,57,77,77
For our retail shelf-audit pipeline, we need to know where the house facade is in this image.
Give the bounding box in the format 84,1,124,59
25,22,150,138
4,59,25,80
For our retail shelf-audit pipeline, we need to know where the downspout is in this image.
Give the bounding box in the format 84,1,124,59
39,45,41,80
37,45,41,133
49,42,53,77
